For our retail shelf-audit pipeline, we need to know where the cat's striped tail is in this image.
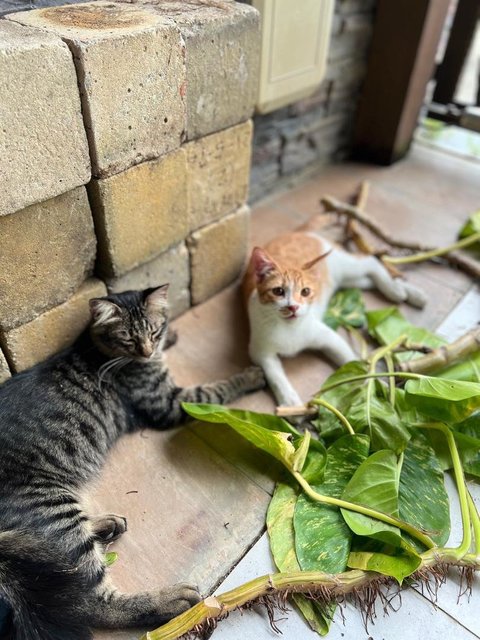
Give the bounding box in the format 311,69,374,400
0,531,92,640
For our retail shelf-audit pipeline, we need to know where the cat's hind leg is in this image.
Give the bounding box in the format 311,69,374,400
329,251,427,308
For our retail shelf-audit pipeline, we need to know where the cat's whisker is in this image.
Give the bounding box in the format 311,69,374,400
98,356,128,388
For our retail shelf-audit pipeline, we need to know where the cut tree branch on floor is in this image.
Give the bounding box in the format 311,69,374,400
320,194,480,279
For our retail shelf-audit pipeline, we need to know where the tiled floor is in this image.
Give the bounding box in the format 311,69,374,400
92,141,480,640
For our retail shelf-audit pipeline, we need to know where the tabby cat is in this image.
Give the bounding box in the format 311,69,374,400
0,285,265,640
242,222,426,407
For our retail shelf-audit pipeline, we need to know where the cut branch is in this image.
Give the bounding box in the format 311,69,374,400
141,553,480,640
397,327,480,374
320,195,480,279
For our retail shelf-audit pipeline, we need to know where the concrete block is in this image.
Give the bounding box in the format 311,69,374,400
0,20,90,216
0,279,106,373
107,243,190,318
115,0,260,139
187,206,250,305
0,187,96,331
89,148,189,278
7,2,186,178
186,121,252,230
0,350,11,384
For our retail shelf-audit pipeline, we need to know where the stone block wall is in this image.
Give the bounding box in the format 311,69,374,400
250,0,376,201
0,0,260,379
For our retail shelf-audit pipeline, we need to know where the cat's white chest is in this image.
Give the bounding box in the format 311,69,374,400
248,293,325,357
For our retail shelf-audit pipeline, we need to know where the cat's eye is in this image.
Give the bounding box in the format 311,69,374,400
272,287,285,297
301,287,311,297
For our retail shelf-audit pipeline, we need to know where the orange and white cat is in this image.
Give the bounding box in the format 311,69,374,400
242,224,426,407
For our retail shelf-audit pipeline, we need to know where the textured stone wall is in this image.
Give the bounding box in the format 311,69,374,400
250,0,376,201
0,0,260,378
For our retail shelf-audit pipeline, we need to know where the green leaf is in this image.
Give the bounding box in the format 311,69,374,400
341,450,402,547
104,551,118,566
182,403,297,469
428,416,480,477
458,209,480,241
267,482,333,635
313,361,369,440
398,435,450,548
348,392,411,454
404,377,480,423
366,307,445,363
437,351,480,382
347,548,421,584
294,434,370,574
293,431,311,473
299,437,327,484
324,288,366,330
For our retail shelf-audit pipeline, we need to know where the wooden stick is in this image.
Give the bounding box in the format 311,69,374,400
345,184,403,278
321,195,480,279
276,405,317,418
398,327,480,374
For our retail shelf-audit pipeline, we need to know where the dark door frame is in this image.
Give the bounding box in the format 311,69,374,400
352,0,452,165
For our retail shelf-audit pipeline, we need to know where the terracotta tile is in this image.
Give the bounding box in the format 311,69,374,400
90,427,270,640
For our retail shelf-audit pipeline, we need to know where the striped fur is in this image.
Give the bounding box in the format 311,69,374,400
0,286,265,639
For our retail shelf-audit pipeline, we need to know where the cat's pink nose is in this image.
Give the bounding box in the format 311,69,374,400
141,344,154,358
287,305,299,313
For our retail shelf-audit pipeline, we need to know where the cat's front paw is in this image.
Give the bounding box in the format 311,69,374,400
154,583,202,619
238,365,267,392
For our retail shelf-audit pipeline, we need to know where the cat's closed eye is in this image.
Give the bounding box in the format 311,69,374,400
272,287,285,297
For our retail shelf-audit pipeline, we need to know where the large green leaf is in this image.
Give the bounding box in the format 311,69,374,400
455,413,480,476
404,377,480,423
347,548,421,584
348,392,411,454
299,437,327,484
324,288,366,330
294,434,370,574
437,352,480,383
182,403,297,468
367,307,445,363
313,361,369,440
341,450,402,547
398,436,450,548
267,482,333,635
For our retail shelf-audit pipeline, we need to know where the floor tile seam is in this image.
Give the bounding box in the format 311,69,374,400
410,585,480,638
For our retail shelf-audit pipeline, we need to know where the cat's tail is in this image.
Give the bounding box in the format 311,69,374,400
0,530,92,640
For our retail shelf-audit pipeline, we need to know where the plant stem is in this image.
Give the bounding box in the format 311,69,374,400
416,423,472,560
142,550,480,640
311,397,355,435
384,353,396,405
467,490,480,556
384,232,480,265
292,471,435,549
319,371,422,394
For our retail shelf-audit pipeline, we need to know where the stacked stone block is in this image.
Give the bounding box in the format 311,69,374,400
1,0,260,373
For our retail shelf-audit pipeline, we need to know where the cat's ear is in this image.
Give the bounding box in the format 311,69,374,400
251,247,278,282
89,298,122,325
302,248,332,271
143,284,169,311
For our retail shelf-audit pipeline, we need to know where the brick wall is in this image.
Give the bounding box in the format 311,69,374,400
0,0,260,380
0,0,376,381
250,0,376,201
